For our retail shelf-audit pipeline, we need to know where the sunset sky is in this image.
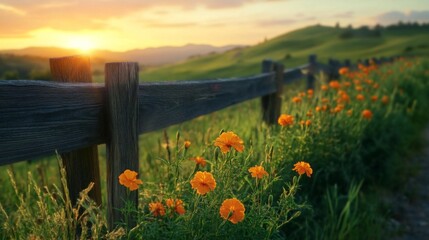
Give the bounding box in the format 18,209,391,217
1,0,428,52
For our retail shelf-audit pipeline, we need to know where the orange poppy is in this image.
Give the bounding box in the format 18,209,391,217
307,89,314,96
339,67,349,75
248,165,268,179
347,109,353,116
371,96,378,102
184,140,191,149
214,131,244,154
166,199,186,215
149,202,166,217
219,198,245,224
118,169,143,191
329,81,341,89
362,109,373,120
381,95,389,104
292,97,302,103
190,171,217,195
292,161,313,177
191,156,207,167
321,85,329,91
278,114,294,127
356,94,365,101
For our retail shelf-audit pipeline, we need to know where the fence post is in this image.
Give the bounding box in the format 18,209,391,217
49,56,102,206
105,62,139,229
307,54,317,90
261,60,283,125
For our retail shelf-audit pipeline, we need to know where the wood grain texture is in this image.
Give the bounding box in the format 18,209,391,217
307,55,317,90
261,60,284,125
0,80,105,165
105,62,139,229
283,64,308,84
50,55,102,207
137,72,276,133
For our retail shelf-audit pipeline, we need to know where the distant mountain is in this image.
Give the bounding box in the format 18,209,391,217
0,44,242,66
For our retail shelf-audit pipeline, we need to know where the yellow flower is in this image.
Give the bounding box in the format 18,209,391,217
248,165,268,179
278,114,294,127
118,169,143,191
292,161,313,177
166,199,186,215
190,171,216,195
214,131,244,154
219,198,245,224
149,202,166,217
191,156,207,167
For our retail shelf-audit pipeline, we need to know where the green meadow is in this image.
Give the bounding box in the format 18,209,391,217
1,24,429,239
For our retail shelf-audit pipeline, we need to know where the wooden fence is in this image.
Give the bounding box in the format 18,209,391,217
0,54,393,229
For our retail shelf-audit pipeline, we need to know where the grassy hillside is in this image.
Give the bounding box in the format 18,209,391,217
140,24,429,81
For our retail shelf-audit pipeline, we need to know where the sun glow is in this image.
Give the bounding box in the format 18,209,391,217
67,37,95,53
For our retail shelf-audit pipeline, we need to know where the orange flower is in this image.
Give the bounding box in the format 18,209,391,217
321,85,329,91
214,131,244,154
149,202,166,217
347,109,353,116
190,171,216,195
373,83,380,89
355,86,363,91
381,95,389,104
356,94,365,101
166,199,186,215
248,165,268,179
339,67,349,75
332,105,344,113
338,93,350,103
362,109,373,120
298,92,306,97
343,81,351,87
371,95,378,102
191,156,207,167
306,110,313,117
292,97,302,103
321,98,329,104
184,140,191,149
219,198,245,224
329,81,341,89
307,89,314,96
315,106,321,112
278,114,294,127
292,161,313,177
300,120,312,126
118,169,143,191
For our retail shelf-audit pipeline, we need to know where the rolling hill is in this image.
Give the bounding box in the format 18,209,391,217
1,24,428,82
140,24,429,82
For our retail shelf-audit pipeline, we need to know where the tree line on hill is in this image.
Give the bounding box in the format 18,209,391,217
336,21,429,39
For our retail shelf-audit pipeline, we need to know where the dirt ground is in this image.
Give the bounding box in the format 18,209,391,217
390,126,429,239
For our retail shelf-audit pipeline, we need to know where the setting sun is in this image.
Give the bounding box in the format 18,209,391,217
67,37,95,53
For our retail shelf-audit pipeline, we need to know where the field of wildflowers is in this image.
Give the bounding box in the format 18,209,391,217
1,58,429,239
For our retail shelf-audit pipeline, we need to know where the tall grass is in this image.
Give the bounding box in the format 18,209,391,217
1,58,429,239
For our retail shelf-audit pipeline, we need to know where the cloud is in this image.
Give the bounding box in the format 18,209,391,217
258,18,296,26
334,11,354,18
375,10,429,25
0,0,288,35
0,3,26,16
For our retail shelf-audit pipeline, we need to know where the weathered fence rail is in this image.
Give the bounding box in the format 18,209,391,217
0,54,393,229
